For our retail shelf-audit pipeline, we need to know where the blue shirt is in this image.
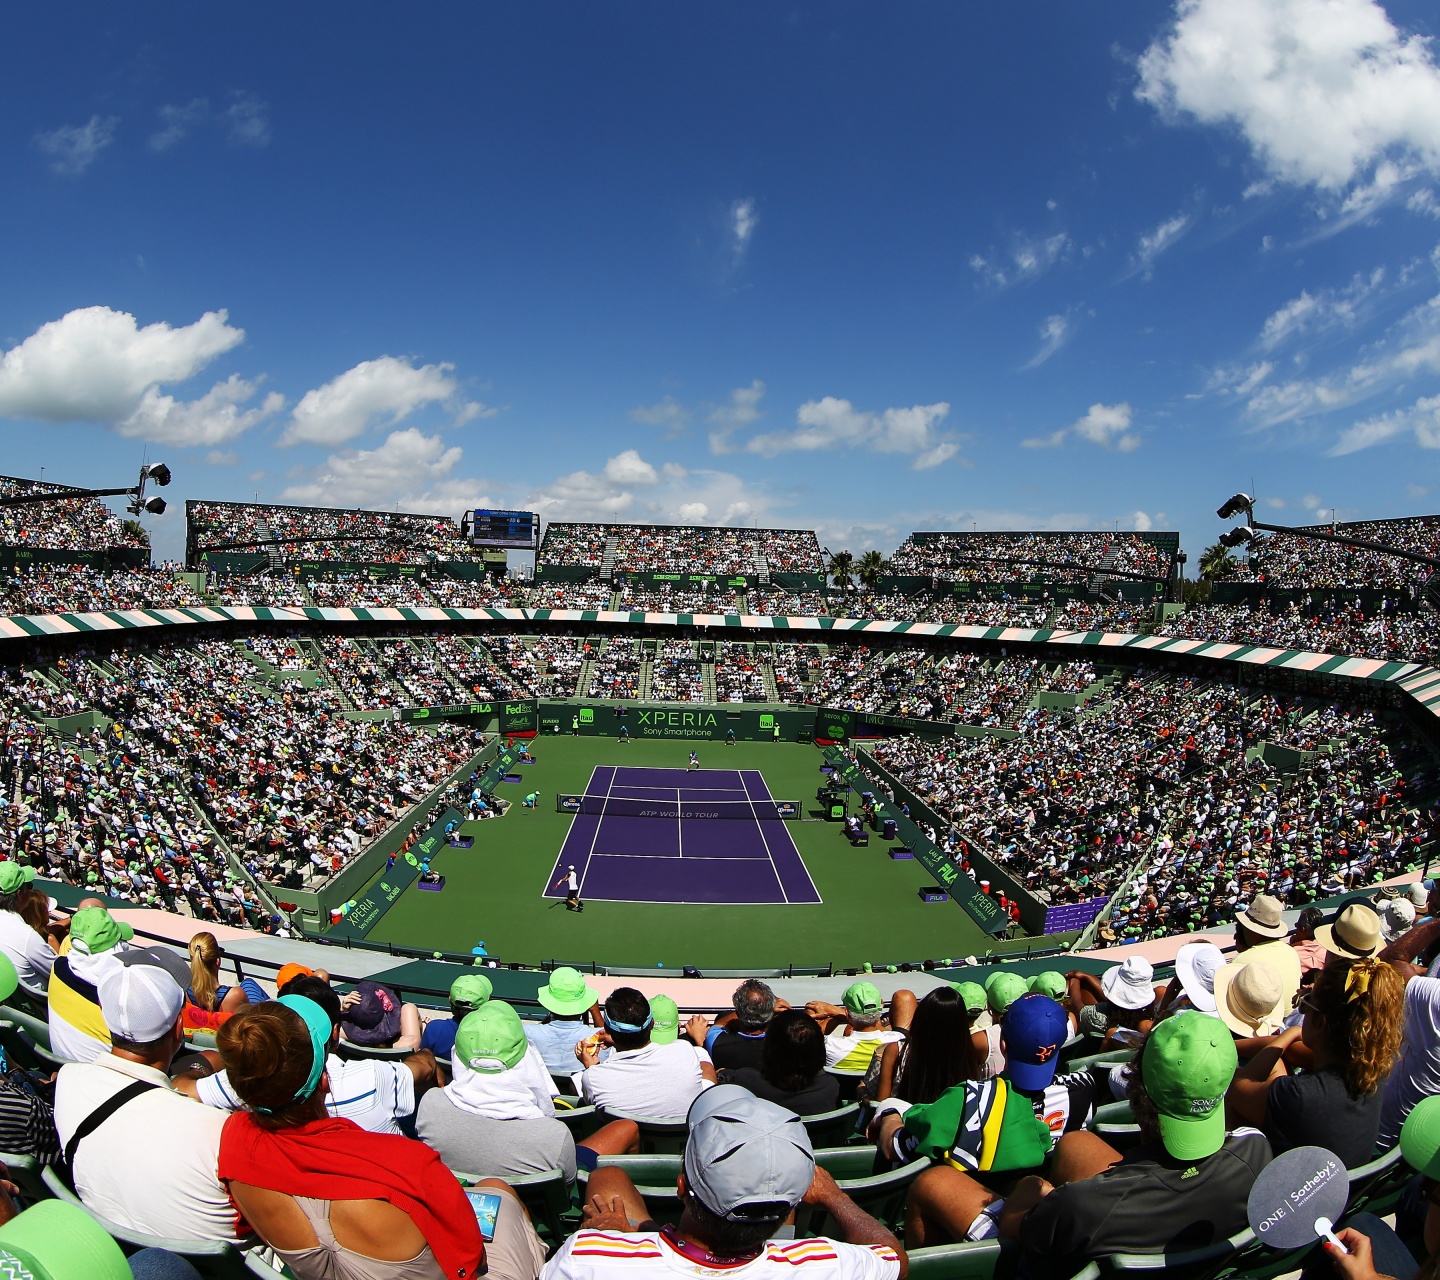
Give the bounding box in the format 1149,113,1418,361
422,1017,459,1060
524,1018,594,1075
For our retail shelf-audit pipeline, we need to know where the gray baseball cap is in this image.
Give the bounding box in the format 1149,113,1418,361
684,1085,815,1221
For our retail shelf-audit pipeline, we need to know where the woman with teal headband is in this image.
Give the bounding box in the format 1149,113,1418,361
213,998,536,1280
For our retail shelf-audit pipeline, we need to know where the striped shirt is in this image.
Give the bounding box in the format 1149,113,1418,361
197,1053,416,1134
544,1231,900,1280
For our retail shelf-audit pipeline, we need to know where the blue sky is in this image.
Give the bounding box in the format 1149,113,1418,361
3,1,1440,564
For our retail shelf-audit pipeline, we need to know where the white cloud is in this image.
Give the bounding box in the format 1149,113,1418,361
603,449,659,486
150,93,270,151
631,396,690,434
676,502,709,523
969,231,1072,288
707,380,765,454
1259,267,1387,348
1244,180,1275,200
730,198,758,267
1020,428,1069,449
35,115,117,176
1138,0,1440,197
1132,510,1154,532
0,306,244,423
1328,392,1440,454
743,397,959,469
204,450,239,466
1074,402,1142,451
151,99,210,151
279,428,468,508
223,93,270,147
1131,212,1192,279
1022,314,1073,369
283,356,477,446
116,375,283,446
1409,189,1440,218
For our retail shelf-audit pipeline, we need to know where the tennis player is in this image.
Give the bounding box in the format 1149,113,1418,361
688,750,700,771
553,865,584,912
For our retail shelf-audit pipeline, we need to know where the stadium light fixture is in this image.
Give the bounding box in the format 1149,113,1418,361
143,463,172,488
1216,493,1254,521
1218,526,1256,549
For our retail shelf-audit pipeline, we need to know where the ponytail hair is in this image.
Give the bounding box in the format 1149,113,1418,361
188,931,221,1012
1309,957,1405,1097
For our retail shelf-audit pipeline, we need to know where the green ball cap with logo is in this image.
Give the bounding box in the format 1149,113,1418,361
0,863,36,895
650,994,680,1044
449,973,493,1013
984,970,1028,1014
1142,1010,1239,1161
537,966,600,1016
454,1001,528,1074
67,907,134,957
842,981,883,1018
1028,971,1067,999
0,953,17,1006
0,1198,133,1278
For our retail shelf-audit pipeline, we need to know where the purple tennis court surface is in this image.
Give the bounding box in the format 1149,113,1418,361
543,766,822,905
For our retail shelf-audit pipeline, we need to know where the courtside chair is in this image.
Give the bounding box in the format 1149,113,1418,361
41,1165,280,1280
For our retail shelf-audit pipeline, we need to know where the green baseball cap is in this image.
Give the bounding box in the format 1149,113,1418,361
449,973,492,1013
0,864,36,895
985,971,1028,1014
537,966,599,1016
1142,1010,1238,1161
1028,971,1066,999
0,953,17,1005
842,981,884,1018
650,994,680,1044
1401,1096,1440,1178
0,1198,133,1278
68,907,134,957
951,981,987,1015
454,1001,528,1074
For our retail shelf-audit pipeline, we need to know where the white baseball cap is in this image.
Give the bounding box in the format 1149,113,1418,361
97,964,184,1043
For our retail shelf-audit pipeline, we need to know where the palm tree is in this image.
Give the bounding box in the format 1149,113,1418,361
856,550,886,592
120,518,150,547
827,550,855,592
1198,541,1237,582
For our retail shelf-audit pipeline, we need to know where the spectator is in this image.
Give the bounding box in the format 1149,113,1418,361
1229,894,1303,1014
1228,956,1403,1167
1070,957,1160,1048
47,906,135,1063
180,975,438,1135
0,863,56,997
187,932,264,1016
215,997,543,1280
872,995,1104,1191
1213,961,1286,1039
805,982,910,1072
718,1009,842,1116
578,988,715,1119
0,1197,143,1280
422,973,493,1063
53,963,238,1242
904,1012,1271,1274
1289,907,1329,975
545,1084,902,1280
339,979,423,1053
703,979,779,1071
417,1001,639,1183
0,952,60,1165
1165,942,1224,1015
525,967,601,1076
873,986,987,1104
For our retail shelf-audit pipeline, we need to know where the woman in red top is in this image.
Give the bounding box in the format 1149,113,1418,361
214,997,510,1280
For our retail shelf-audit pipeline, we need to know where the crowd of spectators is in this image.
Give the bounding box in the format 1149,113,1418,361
613,583,744,614
308,576,438,609
1159,598,1440,665
713,641,769,702
1230,516,1440,589
539,522,825,573
0,475,149,551
889,531,1175,584
586,637,644,699
649,638,706,701
0,564,202,614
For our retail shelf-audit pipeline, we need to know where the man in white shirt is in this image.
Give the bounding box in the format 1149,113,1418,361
0,864,57,997
544,1085,902,1280
52,963,238,1242
579,988,715,1120
176,974,436,1133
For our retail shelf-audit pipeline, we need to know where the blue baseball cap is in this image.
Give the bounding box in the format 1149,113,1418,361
1002,993,1069,1092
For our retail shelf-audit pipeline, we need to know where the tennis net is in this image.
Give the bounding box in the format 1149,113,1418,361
556,794,800,820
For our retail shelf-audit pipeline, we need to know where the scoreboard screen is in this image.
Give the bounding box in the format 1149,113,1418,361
466,509,538,548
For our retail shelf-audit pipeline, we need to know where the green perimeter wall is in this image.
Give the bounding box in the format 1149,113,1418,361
538,699,816,742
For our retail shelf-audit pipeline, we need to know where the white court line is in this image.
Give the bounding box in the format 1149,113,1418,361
739,769,789,905
575,765,618,899
676,787,684,860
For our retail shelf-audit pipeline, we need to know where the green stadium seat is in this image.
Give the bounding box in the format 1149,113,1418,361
0,1019,67,1073
595,1109,689,1154
824,1067,868,1102
552,1104,606,1141
1063,1226,1253,1280
801,1102,862,1147
905,1241,1007,1280
333,1040,414,1062
795,1155,930,1235
0,1150,51,1206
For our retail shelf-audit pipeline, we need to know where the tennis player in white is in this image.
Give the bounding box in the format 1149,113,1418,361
554,864,584,912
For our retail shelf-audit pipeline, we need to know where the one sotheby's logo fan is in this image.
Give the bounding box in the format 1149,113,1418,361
1246,1146,1348,1252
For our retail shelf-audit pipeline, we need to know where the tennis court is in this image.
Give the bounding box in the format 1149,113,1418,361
543,765,823,905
